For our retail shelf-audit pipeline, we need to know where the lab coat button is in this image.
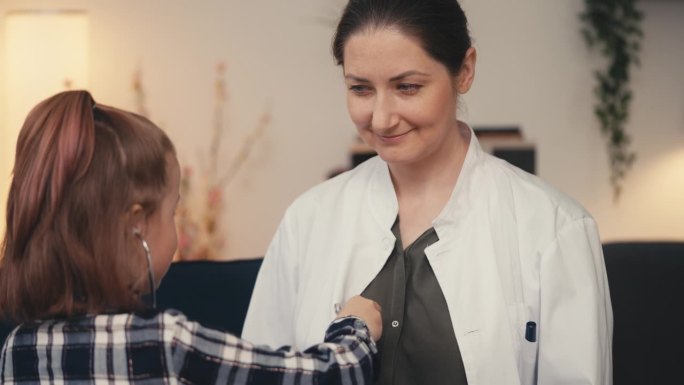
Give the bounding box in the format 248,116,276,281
391,320,399,328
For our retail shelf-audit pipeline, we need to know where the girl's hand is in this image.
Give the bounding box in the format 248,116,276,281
337,295,383,341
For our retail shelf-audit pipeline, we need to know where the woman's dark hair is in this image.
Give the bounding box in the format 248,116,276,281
0,90,175,322
332,0,472,75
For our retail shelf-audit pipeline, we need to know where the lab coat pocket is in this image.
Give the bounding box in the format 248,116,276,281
519,335,539,385
508,304,538,384
520,318,538,365
458,328,482,384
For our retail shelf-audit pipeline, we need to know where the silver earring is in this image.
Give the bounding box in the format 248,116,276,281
133,229,156,309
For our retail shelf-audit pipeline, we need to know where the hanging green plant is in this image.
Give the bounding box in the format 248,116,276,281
580,0,644,200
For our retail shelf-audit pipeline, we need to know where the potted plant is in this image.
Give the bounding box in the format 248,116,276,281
580,0,644,200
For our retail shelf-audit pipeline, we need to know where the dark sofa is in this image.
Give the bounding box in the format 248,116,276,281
155,258,262,336
603,242,684,385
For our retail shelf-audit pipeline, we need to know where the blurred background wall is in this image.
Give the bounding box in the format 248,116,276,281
0,0,682,260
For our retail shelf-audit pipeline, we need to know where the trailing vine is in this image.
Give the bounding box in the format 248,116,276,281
580,0,643,200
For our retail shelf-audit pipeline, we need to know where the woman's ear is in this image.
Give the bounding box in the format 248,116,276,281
456,46,477,94
127,203,146,236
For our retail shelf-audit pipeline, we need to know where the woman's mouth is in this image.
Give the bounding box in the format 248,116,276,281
378,130,412,144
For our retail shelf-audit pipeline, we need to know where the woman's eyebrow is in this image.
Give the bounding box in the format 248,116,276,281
344,74,370,82
344,70,430,83
389,70,429,82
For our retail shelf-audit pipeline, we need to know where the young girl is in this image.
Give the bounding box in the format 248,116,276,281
0,90,381,384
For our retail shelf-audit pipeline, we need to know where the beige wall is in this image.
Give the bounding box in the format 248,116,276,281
1,0,682,259
460,0,684,242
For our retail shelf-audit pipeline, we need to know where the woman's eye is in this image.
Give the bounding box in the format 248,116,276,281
398,83,422,95
349,85,372,96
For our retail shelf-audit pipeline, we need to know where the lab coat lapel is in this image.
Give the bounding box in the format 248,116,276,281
345,159,398,298
426,128,522,384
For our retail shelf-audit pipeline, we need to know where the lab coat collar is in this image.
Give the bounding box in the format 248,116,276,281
433,122,484,233
367,121,485,238
367,153,399,234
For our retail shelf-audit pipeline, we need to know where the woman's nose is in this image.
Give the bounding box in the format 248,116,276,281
371,94,399,131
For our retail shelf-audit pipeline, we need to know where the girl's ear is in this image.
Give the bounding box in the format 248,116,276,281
127,203,147,236
456,46,477,94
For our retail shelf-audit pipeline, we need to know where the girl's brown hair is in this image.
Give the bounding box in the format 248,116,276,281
0,90,175,322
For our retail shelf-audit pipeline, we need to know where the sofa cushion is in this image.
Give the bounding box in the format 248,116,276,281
155,259,263,337
603,242,684,385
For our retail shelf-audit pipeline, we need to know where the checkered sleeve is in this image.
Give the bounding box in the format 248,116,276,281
169,314,378,385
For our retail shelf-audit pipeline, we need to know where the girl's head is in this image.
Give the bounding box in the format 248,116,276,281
0,90,179,322
333,0,472,75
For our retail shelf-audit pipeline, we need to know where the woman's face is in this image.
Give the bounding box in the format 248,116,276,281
343,27,474,166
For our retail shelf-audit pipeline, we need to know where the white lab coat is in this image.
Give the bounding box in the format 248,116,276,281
243,128,613,385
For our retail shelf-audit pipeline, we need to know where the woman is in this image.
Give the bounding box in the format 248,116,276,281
243,0,613,384
0,90,381,384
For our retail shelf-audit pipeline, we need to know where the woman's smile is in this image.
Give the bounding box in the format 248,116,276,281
377,129,413,144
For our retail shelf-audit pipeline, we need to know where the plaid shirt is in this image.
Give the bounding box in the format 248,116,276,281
0,309,377,384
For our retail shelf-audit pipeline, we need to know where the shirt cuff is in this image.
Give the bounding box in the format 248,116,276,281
324,316,377,352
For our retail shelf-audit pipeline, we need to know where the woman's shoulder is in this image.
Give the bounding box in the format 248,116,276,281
478,153,591,224
287,156,384,214
308,155,383,196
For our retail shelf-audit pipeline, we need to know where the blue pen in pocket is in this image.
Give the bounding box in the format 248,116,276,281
525,321,537,342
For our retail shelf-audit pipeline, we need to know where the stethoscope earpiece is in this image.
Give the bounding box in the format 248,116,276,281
132,228,156,309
